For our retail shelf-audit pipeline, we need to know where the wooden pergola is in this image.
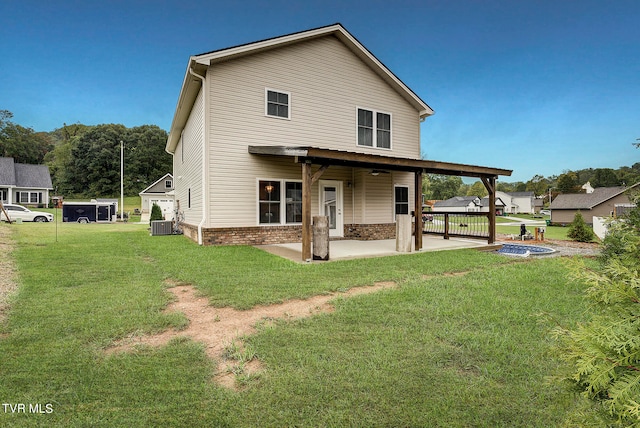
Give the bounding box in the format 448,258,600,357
249,146,513,260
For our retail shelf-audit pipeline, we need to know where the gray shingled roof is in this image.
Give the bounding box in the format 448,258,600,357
0,158,53,189
506,191,534,197
550,185,635,210
0,157,16,185
434,196,480,208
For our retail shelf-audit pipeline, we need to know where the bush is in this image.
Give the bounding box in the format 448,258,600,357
149,203,163,224
553,192,640,426
567,211,595,242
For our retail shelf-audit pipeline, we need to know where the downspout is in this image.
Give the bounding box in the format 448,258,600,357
189,67,207,245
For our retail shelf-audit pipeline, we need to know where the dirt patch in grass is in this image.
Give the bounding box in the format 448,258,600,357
106,280,398,389
0,226,18,326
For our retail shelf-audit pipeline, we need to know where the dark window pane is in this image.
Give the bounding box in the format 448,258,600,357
358,109,373,127
395,186,408,203
358,127,373,146
259,181,280,201
377,113,390,131
377,130,390,148
260,202,280,224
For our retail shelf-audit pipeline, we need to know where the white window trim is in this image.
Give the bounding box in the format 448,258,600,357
356,107,392,150
256,178,303,225
265,88,291,120
394,185,410,219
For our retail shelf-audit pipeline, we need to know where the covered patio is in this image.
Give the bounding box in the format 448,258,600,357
250,146,512,261
257,235,498,262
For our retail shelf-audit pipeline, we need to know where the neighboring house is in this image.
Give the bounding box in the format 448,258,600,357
495,191,535,214
432,195,506,215
0,157,53,207
165,23,511,258
432,196,482,213
480,196,506,215
581,181,595,194
139,173,175,221
507,191,535,214
533,198,544,213
550,183,639,225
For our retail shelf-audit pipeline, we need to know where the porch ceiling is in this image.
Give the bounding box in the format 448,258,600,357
248,146,512,178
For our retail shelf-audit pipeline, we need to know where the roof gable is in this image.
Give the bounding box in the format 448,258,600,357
166,23,434,153
139,173,174,195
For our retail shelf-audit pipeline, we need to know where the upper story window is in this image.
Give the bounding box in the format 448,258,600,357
165,180,173,189
357,108,391,149
266,89,290,119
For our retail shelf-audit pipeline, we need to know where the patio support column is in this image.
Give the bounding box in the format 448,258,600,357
414,170,423,251
301,161,312,261
482,176,496,244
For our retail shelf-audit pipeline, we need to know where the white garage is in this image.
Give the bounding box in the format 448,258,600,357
139,173,175,222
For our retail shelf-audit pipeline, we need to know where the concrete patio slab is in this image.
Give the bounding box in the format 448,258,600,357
256,235,494,262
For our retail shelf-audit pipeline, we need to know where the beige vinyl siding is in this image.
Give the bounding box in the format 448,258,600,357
174,88,204,226
362,173,393,223
206,35,421,227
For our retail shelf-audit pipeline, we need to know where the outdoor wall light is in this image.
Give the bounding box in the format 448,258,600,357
370,170,388,176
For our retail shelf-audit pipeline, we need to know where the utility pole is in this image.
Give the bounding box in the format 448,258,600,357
120,140,124,221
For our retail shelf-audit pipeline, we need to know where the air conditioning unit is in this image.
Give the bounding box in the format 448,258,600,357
151,220,173,236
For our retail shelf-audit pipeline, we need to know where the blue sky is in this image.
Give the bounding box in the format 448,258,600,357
1,0,638,183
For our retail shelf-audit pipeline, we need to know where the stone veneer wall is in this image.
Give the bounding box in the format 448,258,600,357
180,222,397,245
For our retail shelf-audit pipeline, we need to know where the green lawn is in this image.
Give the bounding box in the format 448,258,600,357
497,224,572,240
0,222,589,427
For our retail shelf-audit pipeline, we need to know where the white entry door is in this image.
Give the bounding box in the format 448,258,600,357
319,180,343,237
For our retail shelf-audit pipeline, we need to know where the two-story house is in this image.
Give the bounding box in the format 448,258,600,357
166,24,511,259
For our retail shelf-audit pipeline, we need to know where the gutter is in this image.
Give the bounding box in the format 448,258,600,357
188,67,207,245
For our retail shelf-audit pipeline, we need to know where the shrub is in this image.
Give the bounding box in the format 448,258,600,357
567,211,595,242
553,192,640,426
149,203,163,224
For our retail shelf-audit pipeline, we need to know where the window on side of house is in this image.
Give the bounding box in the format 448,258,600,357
259,180,281,224
258,180,303,225
165,180,173,189
265,89,290,119
395,186,409,216
357,108,391,149
285,181,302,223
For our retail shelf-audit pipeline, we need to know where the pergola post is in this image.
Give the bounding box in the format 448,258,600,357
414,170,423,251
482,176,497,244
301,162,312,261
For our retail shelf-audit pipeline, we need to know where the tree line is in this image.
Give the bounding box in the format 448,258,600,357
2,108,637,200
0,110,172,198
423,163,640,201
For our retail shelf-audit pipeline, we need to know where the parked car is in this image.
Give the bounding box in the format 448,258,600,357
0,204,54,222
539,209,551,216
